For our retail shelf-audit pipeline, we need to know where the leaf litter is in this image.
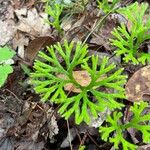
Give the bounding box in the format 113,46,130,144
0,94,59,149
125,65,150,102
0,0,150,149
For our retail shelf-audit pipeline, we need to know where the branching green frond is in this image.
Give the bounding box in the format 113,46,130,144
45,2,63,32
100,101,150,150
97,0,121,13
130,102,150,143
31,40,127,124
111,2,150,64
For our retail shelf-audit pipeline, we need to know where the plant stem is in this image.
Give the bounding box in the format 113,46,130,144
82,5,120,45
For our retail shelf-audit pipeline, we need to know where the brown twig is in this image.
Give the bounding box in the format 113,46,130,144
4,89,22,103
80,131,88,146
67,119,73,150
74,127,82,143
87,130,100,148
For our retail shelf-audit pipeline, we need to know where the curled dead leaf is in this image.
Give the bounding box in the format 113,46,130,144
125,65,150,102
15,8,51,37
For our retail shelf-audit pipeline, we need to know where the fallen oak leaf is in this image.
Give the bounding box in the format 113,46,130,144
57,70,106,93
125,65,150,102
15,8,51,37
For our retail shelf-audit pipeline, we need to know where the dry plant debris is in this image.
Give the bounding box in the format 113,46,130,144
15,8,51,37
0,20,16,46
0,0,150,150
125,65,150,102
25,36,56,63
57,70,107,93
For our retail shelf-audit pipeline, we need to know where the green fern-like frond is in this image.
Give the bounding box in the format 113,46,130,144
100,101,150,150
111,2,150,64
97,0,120,13
129,102,150,143
31,40,126,124
45,2,63,32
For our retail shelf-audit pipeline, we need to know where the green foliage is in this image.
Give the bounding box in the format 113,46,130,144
100,101,150,150
20,63,31,76
45,1,63,32
97,0,120,13
79,145,86,150
0,46,15,87
111,2,150,64
63,0,88,13
31,40,127,124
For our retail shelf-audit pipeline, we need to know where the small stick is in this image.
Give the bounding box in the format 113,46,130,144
4,89,22,103
67,119,73,150
74,127,82,143
80,131,88,146
87,130,100,148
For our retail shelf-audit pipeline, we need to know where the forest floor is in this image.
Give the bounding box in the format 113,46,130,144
0,0,150,150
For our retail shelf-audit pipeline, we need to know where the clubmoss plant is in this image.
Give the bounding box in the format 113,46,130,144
31,40,127,124
79,145,86,150
45,1,63,32
100,101,150,150
111,2,150,64
0,46,15,87
97,0,121,13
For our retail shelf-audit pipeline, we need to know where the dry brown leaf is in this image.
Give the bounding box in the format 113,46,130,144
0,20,16,46
15,8,51,37
138,144,150,150
12,0,35,9
11,0,21,9
17,101,58,142
12,8,53,60
61,16,74,31
25,36,56,64
125,65,150,102
12,32,29,58
57,70,106,93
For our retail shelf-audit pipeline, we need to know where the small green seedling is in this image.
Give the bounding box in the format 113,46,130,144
111,2,150,64
45,0,63,32
100,101,150,150
0,46,15,87
97,0,120,13
79,145,86,150
20,63,31,76
31,40,127,124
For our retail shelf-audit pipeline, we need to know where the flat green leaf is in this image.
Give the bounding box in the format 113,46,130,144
0,65,13,87
0,47,15,62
